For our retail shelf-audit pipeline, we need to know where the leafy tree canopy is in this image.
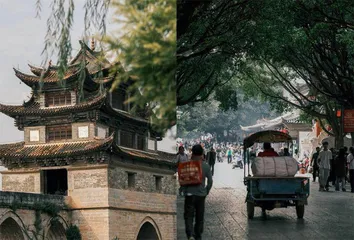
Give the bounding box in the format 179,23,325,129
177,0,259,107
36,0,176,133
177,91,278,141
178,0,354,146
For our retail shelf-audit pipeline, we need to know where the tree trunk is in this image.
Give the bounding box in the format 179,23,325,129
335,134,344,149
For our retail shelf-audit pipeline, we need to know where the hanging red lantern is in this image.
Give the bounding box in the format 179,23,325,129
336,110,341,117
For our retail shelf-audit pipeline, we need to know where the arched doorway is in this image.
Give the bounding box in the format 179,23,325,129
136,222,160,240
0,217,24,240
46,220,66,240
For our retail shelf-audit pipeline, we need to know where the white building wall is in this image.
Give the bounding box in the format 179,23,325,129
157,125,176,154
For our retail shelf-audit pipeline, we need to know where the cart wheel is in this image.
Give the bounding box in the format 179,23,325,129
247,202,255,219
296,204,305,219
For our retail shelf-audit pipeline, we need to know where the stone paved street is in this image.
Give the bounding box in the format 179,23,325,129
177,160,354,240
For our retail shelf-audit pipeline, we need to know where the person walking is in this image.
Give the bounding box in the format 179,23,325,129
318,142,333,191
227,148,233,164
176,146,188,165
334,148,347,191
344,146,349,183
347,147,354,193
217,149,223,162
311,147,320,182
206,147,216,176
181,144,213,240
283,148,290,156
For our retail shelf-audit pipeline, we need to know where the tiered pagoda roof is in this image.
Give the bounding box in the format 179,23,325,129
14,66,101,91
13,40,122,90
0,134,114,159
0,92,106,117
15,64,80,84
0,40,169,170
115,146,175,163
240,110,312,134
2,40,149,121
0,138,175,169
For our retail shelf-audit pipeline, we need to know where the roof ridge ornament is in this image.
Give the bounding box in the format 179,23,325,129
91,38,95,51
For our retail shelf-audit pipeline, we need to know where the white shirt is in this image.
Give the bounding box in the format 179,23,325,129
176,153,188,163
347,153,354,169
318,150,332,169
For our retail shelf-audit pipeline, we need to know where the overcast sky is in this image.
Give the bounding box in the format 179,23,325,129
0,0,176,153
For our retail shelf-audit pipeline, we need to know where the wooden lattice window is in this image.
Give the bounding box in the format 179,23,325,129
137,135,145,150
45,92,72,107
155,176,162,191
47,125,72,142
127,172,136,188
120,131,135,148
111,88,129,111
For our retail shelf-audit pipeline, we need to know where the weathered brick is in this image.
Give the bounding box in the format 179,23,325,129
2,172,40,193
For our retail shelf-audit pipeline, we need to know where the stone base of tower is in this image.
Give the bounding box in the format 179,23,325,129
67,163,177,240
70,189,177,240
108,209,176,240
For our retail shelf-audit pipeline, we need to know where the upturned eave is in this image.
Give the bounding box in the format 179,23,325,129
0,93,107,118
0,134,114,161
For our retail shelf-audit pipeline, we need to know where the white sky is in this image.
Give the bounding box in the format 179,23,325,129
0,0,175,153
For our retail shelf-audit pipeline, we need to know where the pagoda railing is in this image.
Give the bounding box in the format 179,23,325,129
0,191,68,209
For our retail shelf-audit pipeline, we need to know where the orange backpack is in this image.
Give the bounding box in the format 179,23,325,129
178,160,203,186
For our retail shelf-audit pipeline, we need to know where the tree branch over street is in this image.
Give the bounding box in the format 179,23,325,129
177,0,258,107
37,0,176,132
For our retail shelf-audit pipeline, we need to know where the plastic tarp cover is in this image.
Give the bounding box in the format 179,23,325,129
251,157,298,177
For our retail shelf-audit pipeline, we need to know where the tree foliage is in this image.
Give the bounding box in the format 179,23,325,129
104,0,176,131
177,0,354,146
37,0,176,133
177,0,258,107
239,0,354,146
37,0,110,86
177,92,278,141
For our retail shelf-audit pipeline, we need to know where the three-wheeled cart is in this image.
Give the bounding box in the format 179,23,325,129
243,131,310,219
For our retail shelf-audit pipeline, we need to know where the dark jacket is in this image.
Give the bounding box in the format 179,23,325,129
334,155,346,177
311,152,319,168
207,151,216,165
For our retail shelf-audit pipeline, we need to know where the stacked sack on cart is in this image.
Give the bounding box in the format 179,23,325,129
251,157,298,177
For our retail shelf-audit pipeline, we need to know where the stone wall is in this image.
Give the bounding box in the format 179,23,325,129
0,191,66,208
0,192,70,240
108,166,176,195
0,161,177,239
38,93,45,108
108,189,176,214
67,167,109,208
109,210,176,240
72,122,95,141
0,208,70,240
2,172,40,193
24,126,46,144
71,91,77,105
107,165,177,240
72,209,110,240
67,164,177,240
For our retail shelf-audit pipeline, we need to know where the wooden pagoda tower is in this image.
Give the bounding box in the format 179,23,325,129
0,40,177,240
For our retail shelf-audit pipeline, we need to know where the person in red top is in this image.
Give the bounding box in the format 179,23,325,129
258,142,279,157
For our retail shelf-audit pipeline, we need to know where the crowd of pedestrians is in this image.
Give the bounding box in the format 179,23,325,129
175,138,354,240
310,142,354,193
